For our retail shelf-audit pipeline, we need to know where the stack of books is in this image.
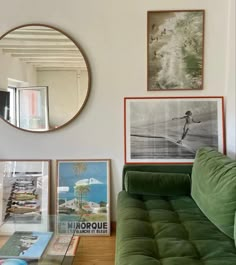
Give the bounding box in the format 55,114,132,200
0,231,79,264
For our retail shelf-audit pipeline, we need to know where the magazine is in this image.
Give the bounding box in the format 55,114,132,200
0,231,53,259
47,235,80,256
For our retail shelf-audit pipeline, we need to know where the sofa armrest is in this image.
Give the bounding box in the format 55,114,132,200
124,171,191,196
234,211,236,247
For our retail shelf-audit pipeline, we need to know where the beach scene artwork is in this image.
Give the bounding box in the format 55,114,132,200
57,160,110,235
125,97,225,163
148,10,204,90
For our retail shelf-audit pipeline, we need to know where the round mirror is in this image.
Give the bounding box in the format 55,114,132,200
0,24,91,132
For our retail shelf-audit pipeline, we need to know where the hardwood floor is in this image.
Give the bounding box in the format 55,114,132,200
72,229,116,265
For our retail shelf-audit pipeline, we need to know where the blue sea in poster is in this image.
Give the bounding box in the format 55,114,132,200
58,161,108,203
60,184,107,203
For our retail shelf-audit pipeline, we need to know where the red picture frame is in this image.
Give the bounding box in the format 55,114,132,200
124,96,225,164
147,10,205,91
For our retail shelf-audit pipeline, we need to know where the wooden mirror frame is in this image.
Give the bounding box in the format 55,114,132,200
0,24,91,133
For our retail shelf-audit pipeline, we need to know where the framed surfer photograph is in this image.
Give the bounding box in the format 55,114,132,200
0,160,50,235
56,159,111,236
147,10,205,90
124,97,225,164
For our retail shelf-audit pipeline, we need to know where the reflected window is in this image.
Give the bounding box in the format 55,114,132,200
0,90,10,121
7,87,16,125
3,85,49,131
17,87,49,131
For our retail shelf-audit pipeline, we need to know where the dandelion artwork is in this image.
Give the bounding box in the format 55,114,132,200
147,10,205,90
56,159,111,236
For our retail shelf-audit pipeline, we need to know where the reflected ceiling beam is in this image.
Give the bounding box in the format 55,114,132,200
33,62,86,68
0,40,75,46
37,66,88,71
4,34,68,40
4,27,68,40
0,26,87,71
14,55,83,59
0,44,77,49
22,58,83,63
8,30,61,36
4,50,81,55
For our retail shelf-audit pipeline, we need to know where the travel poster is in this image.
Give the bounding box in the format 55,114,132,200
57,160,111,236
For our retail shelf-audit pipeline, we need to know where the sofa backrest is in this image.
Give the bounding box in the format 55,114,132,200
191,147,236,239
122,164,193,190
124,171,191,196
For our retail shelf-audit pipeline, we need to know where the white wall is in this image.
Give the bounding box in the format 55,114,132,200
37,70,80,128
225,0,236,158
0,50,36,89
0,0,235,220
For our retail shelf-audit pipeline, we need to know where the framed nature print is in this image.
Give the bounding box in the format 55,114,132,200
147,10,205,90
0,160,50,235
56,159,111,236
124,97,225,164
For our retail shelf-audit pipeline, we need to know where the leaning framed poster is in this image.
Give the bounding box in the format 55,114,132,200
147,10,205,90
124,97,225,164
56,159,111,236
0,160,50,235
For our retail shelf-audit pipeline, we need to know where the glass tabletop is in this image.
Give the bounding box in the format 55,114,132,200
0,215,78,265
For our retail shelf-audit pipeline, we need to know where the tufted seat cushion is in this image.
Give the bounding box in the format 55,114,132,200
116,191,236,265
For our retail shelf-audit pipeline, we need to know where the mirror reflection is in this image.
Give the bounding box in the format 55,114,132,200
0,24,90,132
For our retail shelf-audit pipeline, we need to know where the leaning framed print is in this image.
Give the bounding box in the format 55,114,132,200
56,159,111,236
0,160,50,235
124,97,225,164
147,10,205,90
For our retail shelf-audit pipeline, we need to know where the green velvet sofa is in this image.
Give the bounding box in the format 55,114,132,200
115,147,236,265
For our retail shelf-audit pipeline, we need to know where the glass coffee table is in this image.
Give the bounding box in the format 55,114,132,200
0,216,78,265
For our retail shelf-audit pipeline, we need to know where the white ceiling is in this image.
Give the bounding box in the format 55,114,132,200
0,26,87,71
